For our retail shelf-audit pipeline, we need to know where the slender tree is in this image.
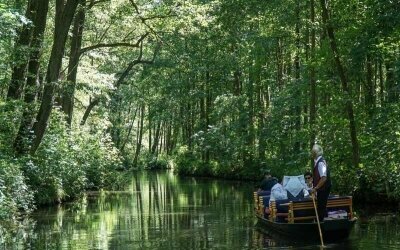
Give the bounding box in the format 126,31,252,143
62,0,87,126
309,0,317,152
319,0,360,168
30,0,80,154
7,0,37,100
13,0,50,154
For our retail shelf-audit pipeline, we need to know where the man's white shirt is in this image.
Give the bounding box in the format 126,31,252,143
314,156,327,177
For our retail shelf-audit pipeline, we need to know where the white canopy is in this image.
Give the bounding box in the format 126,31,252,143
282,175,308,198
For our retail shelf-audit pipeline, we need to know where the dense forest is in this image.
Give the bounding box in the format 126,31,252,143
0,0,399,237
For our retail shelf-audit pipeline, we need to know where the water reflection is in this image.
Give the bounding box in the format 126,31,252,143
2,171,400,249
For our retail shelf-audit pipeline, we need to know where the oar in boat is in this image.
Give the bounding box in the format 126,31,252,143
311,193,325,248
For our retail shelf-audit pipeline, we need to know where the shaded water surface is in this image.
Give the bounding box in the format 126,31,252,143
5,171,400,249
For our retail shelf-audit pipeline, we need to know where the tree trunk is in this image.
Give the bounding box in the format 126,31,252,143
166,123,172,154
133,104,145,167
164,125,169,153
171,119,179,153
255,45,266,162
309,0,317,153
30,0,80,154
276,38,283,88
120,107,138,152
320,0,360,168
151,121,161,155
247,60,255,163
385,61,397,103
205,70,211,163
186,103,192,149
379,60,384,104
158,126,162,155
13,0,50,154
364,54,375,116
148,109,152,151
80,97,99,126
113,104,123,148
7,0,37,100
294,0,301,153
233,70,241,96
200,77,206,161
62,0,86,126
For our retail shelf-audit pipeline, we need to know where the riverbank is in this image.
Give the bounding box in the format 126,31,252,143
172,164,400,209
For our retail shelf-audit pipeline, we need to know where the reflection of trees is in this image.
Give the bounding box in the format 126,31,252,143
108,171,256,249
3,171,289,248
11,193,123,249
354,215,400,247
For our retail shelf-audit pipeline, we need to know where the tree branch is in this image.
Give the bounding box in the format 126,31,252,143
128,0,171,41
87,0,108,9
115,41,160,88
80,97,100,125
80,32,149,54
129,0,140,14
97,22,112,42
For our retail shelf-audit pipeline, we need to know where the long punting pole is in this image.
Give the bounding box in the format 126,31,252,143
312,193,325,247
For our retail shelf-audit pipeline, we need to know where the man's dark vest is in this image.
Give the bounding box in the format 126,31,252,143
313,156,331,191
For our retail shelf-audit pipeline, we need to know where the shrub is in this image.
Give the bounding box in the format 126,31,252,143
20,109,123,205
0,158,34,221
173,146,199,175
145,153,170,170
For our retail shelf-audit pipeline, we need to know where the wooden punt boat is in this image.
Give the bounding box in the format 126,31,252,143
254,192,357,241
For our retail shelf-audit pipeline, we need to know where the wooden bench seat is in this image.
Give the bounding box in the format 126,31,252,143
269,196,354,223
254,191,271,217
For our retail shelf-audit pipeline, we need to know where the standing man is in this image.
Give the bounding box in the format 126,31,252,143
311,144,331,221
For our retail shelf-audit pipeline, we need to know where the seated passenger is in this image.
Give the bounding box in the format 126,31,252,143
304,172,313,191
258,169,276,192
269,178,288,205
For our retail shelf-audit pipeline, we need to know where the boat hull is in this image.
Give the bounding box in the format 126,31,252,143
256,215,356,241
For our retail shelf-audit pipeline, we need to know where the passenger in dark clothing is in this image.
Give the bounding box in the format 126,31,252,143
258,170,278,192
258,170,271,191
257,170,275,217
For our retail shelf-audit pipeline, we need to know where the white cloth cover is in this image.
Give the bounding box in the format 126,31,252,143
269,183,288,205
282,175,308,198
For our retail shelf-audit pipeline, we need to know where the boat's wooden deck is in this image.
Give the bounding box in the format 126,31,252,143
254,192,354,223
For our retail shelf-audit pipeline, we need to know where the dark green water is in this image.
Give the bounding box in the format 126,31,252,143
4,171,400,249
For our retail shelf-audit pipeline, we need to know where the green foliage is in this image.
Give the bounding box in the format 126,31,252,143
0,4,26,91
0,101,22,153
0,157,35,245
173,146,200,176
0,102,34,225
1,0,400,236
0,4,22,40
144,153,170,170
121,149,170,170
360,105,400,200
315,103,356,195
107,0,400,204
20,109,123,205
0,158,34,221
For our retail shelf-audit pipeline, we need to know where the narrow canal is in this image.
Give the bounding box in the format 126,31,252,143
8,171,400,249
